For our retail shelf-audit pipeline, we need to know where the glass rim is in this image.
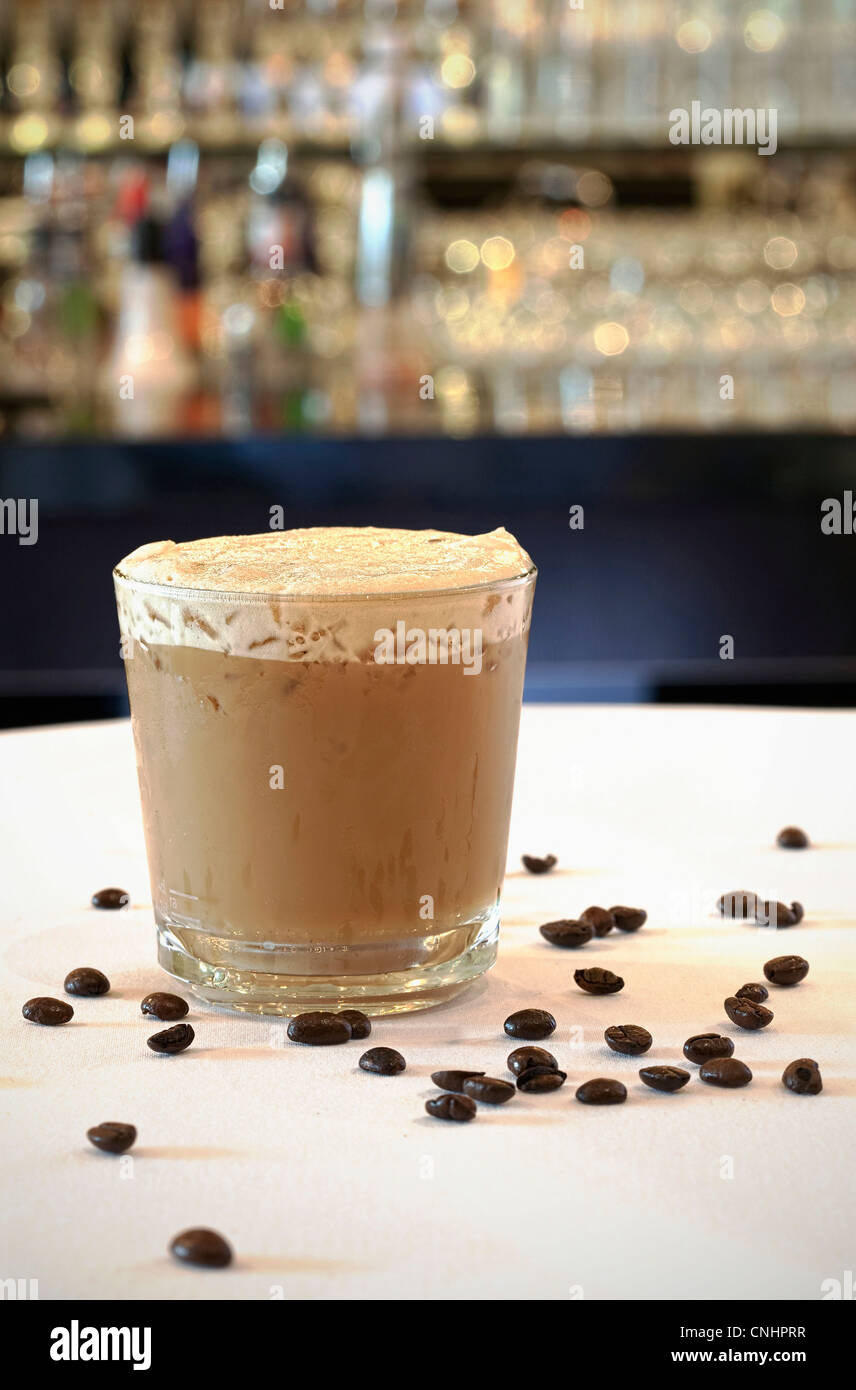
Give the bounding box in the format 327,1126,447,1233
112,561,537,606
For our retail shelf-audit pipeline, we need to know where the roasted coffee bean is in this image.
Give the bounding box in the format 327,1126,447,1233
639,1065,690,1093
141,992,189,1021
503,1008,556,1040
359,1046,405,1075
574,967,624,996
425,1093,477,1123
683,1033,734,1065
338,1009,371,1039
170,1228,232,1268
755,899,804,928
539,919,593,949
506,1046,558,1077
763,954,809,986
287,1011,352,1045
575,1078,627,1105
91,887,129,910
604,1024,652,1056
735,982,769,1004
87,1122,136,1155
699,1057,752,1088
777,826,809,849
22,997,73,1026
462,1075,516,1105
580,906,614,937
717,890,758,919
782,1058,822,1096
724,996,774,1031
431,1069,485,1092
610,906,647,933
147,1023,195,1054
64,967,110,997
522,853,557,875
517,1066,567,1094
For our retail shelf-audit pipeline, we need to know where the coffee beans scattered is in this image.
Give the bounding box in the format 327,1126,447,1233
91,887,129,910
540,905,648,946
141,992,189,1021
64,967,110,997
517,1067,567,1094
22,997,73,1026
699,1057,752,1088
425,1093,477,1122
683,1033,734,1065
359,1046,405,1075
610,906,647,933
503,1008,556,1040
575,1078,627,1105
755,899,804,928
431,1069,485,1092
462,1076,516,1105
639,1065,690,1093
539,919,593,948
338,1009,372,1039
170,1228,233,1268
522,853,557,875
25,844,831,1191
287,1011,352,1045
580,906,614,937
147,1023,194,1055
735,982,769,1004
604,1024,652,1056
782,1058,822,1095
717,890,758,919
777,826,809,849
763,954,809,986
724,996,774,1031
507,1046,558,1077
87,1122,136,1154
574,967,624,996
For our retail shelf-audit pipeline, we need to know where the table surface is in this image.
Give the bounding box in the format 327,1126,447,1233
2,707,854,1302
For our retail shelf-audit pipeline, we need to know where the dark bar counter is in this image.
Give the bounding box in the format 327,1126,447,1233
2,431,855,725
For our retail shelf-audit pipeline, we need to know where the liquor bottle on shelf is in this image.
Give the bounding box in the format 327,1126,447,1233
245,139,321,429
104,192,196,436
164,139,202,355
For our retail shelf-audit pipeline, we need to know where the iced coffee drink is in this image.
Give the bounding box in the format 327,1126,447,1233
114,527,535,1014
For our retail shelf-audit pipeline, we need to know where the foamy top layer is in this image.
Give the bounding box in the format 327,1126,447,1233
115,527,533,596
114,527,535,662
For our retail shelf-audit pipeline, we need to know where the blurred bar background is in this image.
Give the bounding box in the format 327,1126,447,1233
0,0,855,722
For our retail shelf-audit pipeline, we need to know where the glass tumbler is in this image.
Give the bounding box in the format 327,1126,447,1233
114,558,535,1014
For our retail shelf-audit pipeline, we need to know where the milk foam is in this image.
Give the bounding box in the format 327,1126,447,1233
114,527,535,662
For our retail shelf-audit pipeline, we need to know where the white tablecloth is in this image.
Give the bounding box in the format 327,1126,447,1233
1,708,853,1301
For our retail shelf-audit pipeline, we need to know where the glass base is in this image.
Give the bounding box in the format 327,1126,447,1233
155,906,500,1016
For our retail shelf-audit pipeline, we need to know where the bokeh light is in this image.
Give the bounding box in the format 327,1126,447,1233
771,283,806,317
7,64,41,98
576,171,613,208
75,112,113,152
676,20,712,54
764,236,798,270
559,209,592,242
679,281,714,315
744,10,785,52
736,279,771,314
440,54,475,88
594,322,630,356
10,114,49,152
480,236,515,270
445,239,480,274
